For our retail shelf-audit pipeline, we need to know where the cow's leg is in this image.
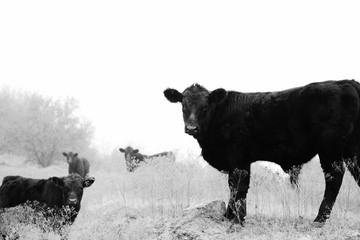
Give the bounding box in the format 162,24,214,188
314,152,345,223
345,155,360,186
225,167,250,225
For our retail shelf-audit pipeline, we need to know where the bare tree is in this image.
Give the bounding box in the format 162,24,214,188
0,89,94,167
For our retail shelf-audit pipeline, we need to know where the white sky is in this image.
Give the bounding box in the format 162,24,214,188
1,1,360,155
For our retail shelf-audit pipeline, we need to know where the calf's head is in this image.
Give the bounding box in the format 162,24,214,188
164,84,228,138
119,146,139,162
119,146,141,172
63,152,79,166
51,173,95,209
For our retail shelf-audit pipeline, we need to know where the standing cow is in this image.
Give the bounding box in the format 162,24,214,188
63,152,90,179
0,173,95,223
119,146,175,172
164,80,360,225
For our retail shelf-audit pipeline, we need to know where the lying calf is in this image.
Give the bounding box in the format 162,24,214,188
0,173,95,223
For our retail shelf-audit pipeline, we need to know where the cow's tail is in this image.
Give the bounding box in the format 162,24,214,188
288,165,302,188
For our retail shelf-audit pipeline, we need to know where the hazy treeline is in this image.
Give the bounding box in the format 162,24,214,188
0,87,94,167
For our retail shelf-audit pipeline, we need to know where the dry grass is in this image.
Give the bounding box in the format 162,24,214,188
1,152,360,239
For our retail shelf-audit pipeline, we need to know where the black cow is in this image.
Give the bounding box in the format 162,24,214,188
119,146,175,172
0,173,95,223
63,152,90,179
164,80,360,225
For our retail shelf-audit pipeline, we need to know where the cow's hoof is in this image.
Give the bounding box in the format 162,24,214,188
226,221,244,233
311,221,325,228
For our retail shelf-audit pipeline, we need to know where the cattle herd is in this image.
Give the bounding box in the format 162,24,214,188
1,79,360,235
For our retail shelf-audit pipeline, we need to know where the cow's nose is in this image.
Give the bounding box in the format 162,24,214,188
185,125,200,135
68,198,78,204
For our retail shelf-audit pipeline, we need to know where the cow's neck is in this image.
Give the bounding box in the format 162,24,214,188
194,91,258,171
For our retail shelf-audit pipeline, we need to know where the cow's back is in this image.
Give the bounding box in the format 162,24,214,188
1,175,21,185
149,151,175,161
245,80,359,143
0,177,63,208
262,80,360,148
0,177,35,208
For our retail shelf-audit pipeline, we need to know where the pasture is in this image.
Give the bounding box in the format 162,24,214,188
1,152,360,239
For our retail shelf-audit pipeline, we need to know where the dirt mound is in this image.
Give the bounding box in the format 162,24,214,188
153,200,233,240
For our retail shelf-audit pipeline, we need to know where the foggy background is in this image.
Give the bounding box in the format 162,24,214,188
1,0,360,157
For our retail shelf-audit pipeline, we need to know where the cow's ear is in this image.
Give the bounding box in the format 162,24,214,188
119,148,125,153
51,177,64,188
164,88,183,103
74,153,78,158
209,88,227,105
63,152,67,157
134,149,139,153
83,177,95,188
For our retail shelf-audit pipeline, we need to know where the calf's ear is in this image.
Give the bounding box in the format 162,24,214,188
74,153,78,157
119,148,125,152
164,88,183,103
134,149,139,153
63,152,67,157
209,88,227,105
83,177,95,188
51,177,64,188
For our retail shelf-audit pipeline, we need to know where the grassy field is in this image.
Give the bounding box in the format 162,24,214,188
1,152,360,239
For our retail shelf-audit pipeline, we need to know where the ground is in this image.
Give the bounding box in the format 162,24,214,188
1,153,360,239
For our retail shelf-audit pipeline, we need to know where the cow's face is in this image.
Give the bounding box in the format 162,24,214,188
164,84,228,138
119,147,140,171
63,152,78,165
119,147,139,162
51,173,95,209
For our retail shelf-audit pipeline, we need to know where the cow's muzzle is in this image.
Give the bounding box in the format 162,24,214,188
185,124,200,136
68,198,78,205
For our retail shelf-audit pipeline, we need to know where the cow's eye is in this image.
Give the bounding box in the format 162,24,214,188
182,106,190,114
